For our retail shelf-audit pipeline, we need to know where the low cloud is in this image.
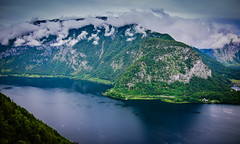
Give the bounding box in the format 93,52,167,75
51,31,88,47
0,23,38,45
107,10,240,48
134,25,146,38
14,38,26,46
0,10,239,49
88,33,100,45
125,28,134,37
77,31,88,40
104,24,115,36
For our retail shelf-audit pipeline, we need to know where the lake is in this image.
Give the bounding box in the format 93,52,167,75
0,77,240,144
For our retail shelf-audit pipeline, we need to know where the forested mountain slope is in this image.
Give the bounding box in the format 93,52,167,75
0,18,239,103
0,92,73,144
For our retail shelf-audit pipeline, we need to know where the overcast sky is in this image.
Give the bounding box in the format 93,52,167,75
0,0,240,49
0,0,240,25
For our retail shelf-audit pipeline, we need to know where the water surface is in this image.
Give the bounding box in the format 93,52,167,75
232,86,240,91
1,77,240,144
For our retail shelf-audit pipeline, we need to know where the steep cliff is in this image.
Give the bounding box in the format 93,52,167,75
200,42,240,69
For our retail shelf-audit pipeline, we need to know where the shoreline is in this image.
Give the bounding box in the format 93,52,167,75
0,74,113,85
102,91,220,104
1,74,239,104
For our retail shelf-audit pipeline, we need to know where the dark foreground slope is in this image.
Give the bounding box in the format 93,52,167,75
0,92,72,144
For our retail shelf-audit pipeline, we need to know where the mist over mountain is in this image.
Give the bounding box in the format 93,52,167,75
0,10,240,49
200,41,240,69
0,19,176,82
1,1,240,143
0,15,239,104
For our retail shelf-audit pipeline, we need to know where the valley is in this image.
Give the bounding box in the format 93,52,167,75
0,18,240,104
1,77,240,144
1,1,240,144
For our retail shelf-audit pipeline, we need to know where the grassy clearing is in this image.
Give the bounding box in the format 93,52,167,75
230,79,240,83
103,91,190,103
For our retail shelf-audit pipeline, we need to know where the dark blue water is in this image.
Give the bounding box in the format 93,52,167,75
1,77,240,144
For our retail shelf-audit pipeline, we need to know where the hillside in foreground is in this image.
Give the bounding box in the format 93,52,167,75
0,92,73,144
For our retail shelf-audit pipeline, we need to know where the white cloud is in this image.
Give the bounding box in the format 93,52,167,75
125,28,134,37
134,25,147,38
88,33,100,45
59,17,104,38
107,10,240,48
50,18,103,46
0,22,38,45
51,37,71,47
67,31,88,46
210,33,240,48
40,21,62,35
77,31,88,40
14,38,26,46
26,39,41,46
67,39,79,47
0,10,240,49
104,24,115,36
51,31,88,47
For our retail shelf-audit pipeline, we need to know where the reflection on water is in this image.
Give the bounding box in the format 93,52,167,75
231,86,240,91
1,77,240,144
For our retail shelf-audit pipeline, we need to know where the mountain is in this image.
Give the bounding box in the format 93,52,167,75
194,48,240,80
0,19,173,83
105,39,239,103
200,41,240,69
0,92,73,144
0,18,239,103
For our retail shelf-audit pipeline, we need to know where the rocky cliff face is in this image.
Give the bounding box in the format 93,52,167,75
0,19,175,82
2,17,234,102
200,42,240,68
170,60,211,83
0,18,211,86
118,39,212,89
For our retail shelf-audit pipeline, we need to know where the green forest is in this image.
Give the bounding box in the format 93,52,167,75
105,76,240,104
105,39,240,104
0,92,73,144
1,24,240,105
